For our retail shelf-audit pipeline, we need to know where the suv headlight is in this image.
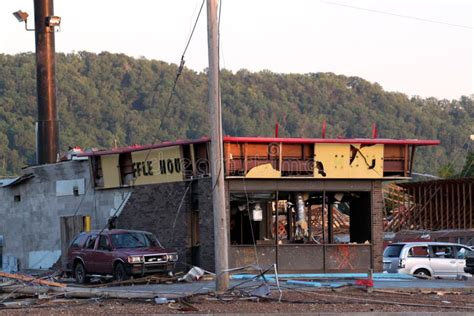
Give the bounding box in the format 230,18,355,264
167,253,178,262
128,255,144,263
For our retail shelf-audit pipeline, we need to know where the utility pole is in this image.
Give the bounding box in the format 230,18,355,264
207,0,229,292
34,0,59,164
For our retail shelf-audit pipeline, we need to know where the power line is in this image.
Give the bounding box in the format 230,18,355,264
97,0,207,234
165,0,205,108
322,1,473,30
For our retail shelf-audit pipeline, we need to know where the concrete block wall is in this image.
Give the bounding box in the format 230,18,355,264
0,160,122,270
371,180,384,272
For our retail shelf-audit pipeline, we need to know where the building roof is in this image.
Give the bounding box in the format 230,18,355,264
77,136,440,157
0,174,34,187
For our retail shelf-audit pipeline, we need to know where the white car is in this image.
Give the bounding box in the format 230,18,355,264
383,242,473,277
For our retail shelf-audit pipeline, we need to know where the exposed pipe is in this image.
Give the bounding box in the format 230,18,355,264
34,0,59,164
295,193,308,239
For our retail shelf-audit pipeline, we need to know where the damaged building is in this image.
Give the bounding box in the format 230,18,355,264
0,136,438,273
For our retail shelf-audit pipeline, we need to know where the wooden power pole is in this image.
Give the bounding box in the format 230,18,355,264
34,0,59,164
206,0,229,292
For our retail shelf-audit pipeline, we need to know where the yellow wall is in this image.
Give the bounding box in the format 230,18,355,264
130,146,183,185
101,154,121,188
314,144,384,179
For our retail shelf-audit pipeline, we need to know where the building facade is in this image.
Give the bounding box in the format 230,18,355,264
0,136,438,273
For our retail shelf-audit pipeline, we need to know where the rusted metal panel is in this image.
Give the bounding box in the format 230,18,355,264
325,244,371,272
277,245,324,272
228,246,276,269
229,244,372,273
227,179,372,192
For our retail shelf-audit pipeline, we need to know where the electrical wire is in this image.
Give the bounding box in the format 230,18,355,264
170,180,193,241
322,1,473,30
242,177,261,269
96,0,207,234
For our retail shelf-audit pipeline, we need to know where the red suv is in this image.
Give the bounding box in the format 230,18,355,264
66,229,178,283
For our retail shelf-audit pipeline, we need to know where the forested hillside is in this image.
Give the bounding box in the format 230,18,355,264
0,52,472,176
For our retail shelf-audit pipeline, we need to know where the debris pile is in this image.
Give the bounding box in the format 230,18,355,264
1,267,473,313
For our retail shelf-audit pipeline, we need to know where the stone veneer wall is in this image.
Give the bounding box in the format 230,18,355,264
371,180,384,272
116,178,215,271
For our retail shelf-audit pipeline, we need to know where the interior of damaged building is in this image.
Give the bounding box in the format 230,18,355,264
229,191,370,246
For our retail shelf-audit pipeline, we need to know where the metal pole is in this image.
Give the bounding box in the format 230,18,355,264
34,0,59,164
207,0,229,292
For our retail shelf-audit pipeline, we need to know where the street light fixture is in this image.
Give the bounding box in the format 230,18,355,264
12,10,34,31
13,10,61,32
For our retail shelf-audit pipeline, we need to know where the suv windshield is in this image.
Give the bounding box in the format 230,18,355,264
111,232,159,249
384,245,404,258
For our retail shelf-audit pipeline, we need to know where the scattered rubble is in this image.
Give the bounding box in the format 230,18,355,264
1,268,473,314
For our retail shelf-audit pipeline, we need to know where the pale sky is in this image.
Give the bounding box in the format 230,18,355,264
0,0,472,99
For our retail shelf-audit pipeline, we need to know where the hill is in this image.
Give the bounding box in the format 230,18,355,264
0,52,472,176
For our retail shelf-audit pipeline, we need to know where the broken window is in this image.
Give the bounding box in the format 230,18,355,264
97,235,111,251
85,235,97,249
229,190,372,245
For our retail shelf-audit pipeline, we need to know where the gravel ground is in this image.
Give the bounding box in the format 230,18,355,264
2,287,474,315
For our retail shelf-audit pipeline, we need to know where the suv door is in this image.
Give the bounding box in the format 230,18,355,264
94,235,115,274
429,245,457,276
81,234,98,273
454,246,470,274
405,245,430,274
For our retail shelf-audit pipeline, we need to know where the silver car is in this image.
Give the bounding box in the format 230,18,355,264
383,242,473,277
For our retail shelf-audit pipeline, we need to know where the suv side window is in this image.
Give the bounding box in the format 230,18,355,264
70,234,87,249
97,235,111,251
407,246,429,257
455,247,470,259
431,245,454,259
85,235,97,249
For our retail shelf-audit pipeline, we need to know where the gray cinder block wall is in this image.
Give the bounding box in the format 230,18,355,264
0,160,126,270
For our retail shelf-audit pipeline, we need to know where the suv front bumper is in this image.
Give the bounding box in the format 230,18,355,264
126,262,176,276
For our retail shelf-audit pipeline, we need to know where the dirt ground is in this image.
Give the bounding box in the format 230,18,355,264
1,287,473,315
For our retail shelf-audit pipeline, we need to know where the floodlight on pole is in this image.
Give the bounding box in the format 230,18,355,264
13,10,35,31
46,16,61,27
46,15,61,32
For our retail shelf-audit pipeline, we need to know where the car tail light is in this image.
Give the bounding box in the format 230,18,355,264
398,259,405,268
127,255,144,263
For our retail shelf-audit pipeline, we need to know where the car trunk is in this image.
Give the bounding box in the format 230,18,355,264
383,244,404,272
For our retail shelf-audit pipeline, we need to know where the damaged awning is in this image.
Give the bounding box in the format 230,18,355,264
0,174,34,188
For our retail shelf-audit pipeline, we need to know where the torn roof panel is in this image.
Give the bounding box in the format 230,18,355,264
0,173,34,188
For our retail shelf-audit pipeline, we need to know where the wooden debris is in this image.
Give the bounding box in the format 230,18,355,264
0,271,66,288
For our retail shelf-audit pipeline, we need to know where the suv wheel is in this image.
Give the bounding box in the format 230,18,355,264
414,268,431,277
74,262,89,284
114,263,129,281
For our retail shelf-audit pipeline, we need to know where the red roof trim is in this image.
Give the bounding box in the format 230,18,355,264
78,136,439,157
223,136,440,146
78,137,210,157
